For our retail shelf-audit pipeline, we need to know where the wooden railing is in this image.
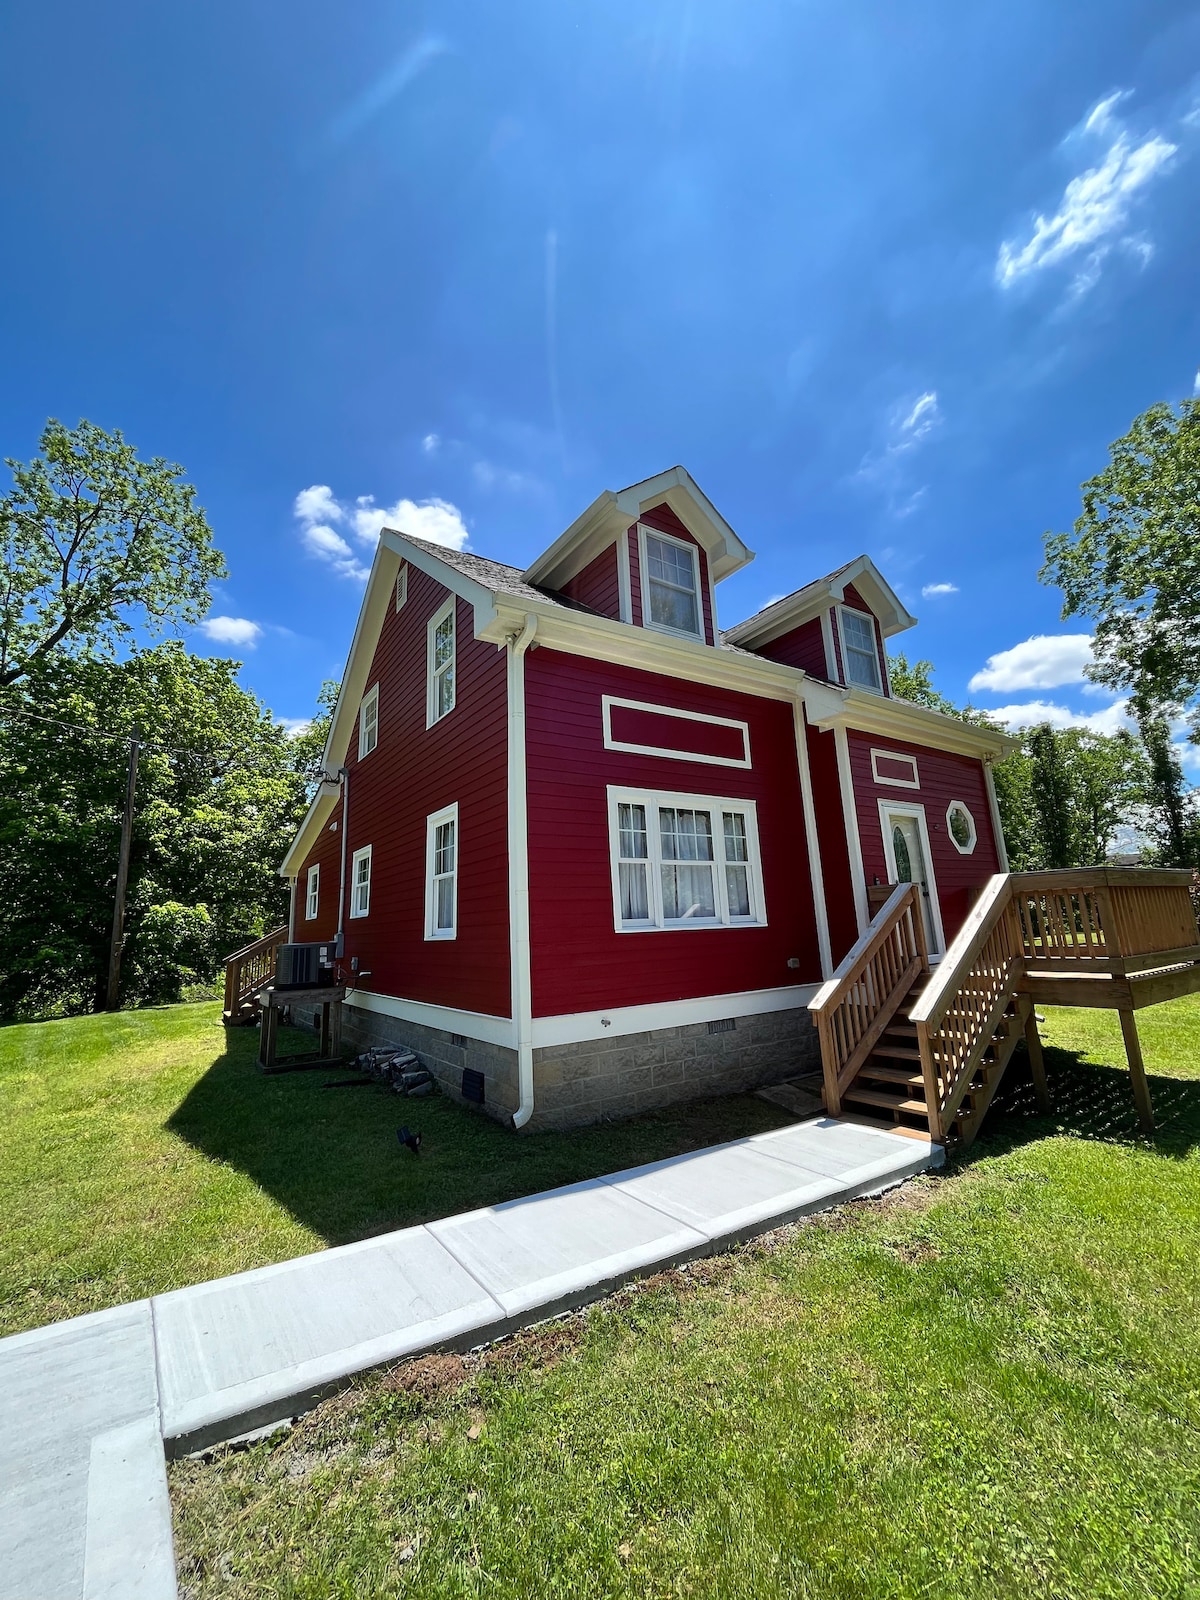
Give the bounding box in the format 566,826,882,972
1013,868,1199,976
809,882,929,1116
909,875,1021,1142
222,925,288,1018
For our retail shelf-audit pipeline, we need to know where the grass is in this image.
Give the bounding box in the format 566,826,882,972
168,996,1200,1599
0,1001,789,1337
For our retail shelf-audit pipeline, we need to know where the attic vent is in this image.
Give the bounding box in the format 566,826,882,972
707,1017,736,1035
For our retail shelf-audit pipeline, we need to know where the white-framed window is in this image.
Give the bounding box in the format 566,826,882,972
358,683,379,760
424,803,458,939
639,526,703,640
838,606,883,693
946,800,978,854
607,786,766,932
349,845,372,918
305,864,320,921
427,598,456,726
395,563,408,611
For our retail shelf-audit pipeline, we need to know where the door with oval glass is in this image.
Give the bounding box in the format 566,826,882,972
879,802,944,958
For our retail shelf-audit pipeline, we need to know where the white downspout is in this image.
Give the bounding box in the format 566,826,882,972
507,615,538,1128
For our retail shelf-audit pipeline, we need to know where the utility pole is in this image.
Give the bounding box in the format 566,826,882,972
105,726,140,1011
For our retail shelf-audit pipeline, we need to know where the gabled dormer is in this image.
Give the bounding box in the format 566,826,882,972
723,556,915,696
521,466,753,647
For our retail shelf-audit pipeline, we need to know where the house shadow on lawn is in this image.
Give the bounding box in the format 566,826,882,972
975,1041,1200,1163
165,1022,793,1248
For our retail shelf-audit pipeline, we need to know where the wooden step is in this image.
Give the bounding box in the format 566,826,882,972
839,1112,934,1143
859,1064,925,1088
870,1044,923,1061
844,1087,931,1117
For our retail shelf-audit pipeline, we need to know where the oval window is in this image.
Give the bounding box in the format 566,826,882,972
892,824,912,881
946,802,977,854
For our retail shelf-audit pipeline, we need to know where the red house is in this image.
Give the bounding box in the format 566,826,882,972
282,467,1012,1129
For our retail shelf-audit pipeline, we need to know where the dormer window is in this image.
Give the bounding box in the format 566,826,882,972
641,528,702,640
839,606,882,692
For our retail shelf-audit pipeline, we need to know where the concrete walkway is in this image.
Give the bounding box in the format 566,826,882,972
0,1116,940,1598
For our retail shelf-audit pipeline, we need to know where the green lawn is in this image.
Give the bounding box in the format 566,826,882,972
0,1002,789,1337
169,997,1200,1600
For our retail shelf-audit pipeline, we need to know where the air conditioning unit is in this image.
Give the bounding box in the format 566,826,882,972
275,942,337,988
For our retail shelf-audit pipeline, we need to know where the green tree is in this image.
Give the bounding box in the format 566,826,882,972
1027,724,1075,869
886,651,961,716
1137,707,1200,866
0,644,317,1017
288,679,340,788
1041,398,1200,738
0,418,225,687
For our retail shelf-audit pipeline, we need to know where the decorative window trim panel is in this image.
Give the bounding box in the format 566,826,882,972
837,604,884,694
606,784,767,934
870,747,920,789
426,597,457,728
358,683,379,760
637,523,705,642
349,845,372,919
600,695,752,769
424,801,459,940
305,863,320,921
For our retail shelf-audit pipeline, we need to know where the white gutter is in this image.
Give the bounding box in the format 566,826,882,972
506,615,539,1129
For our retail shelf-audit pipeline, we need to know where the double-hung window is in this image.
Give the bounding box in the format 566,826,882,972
609,788,765,931
427,598,456,725
358,684,379,759
425,803,458,939
641,528,703,639
839,607,883,692
350,845,372,918
305,863,320,921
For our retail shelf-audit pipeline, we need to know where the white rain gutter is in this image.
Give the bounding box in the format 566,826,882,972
507,614,539,1129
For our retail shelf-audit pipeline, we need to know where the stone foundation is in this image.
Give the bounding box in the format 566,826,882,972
337,999,821,1132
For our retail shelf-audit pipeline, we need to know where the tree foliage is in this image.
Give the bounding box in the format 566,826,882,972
0,419,225,687
1041,397,1200,734
0,645,315,1018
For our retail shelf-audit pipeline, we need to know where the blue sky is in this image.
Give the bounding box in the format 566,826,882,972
2,1,1198,765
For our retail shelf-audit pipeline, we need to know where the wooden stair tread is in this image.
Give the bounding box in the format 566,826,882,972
860,1064,925,1087
844,1087,930,1116
870,1044,923,1061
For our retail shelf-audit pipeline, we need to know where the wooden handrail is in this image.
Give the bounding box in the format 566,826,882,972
809,882,929,1116
222,924,288,1017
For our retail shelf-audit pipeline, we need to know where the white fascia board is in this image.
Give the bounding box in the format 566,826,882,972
279,782,341,878
827,558,917,637
531,983,819,1049
482,598,806,704
380,530,500,626
726,555,917,649
343,989,516,1050
802,680,1018,761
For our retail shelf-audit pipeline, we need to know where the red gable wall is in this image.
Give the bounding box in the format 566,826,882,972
759,616,830,678
524,646,823,1017
560,543,622,619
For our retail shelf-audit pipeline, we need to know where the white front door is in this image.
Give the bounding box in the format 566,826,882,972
879,802,944,957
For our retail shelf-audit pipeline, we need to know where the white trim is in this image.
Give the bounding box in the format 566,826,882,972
834,725,870,934
531,984,819,1048
349,844,372,919
287,876,297,942
606,785,767,933
870,747,920,789
344,989,516,1050
837,604,884,694
426,597,457,728
395,563,408,611
877,799,945,956
305,863,320,921
801,678,1017,761
616,532,633,624
506,615,538,1127
600,695,751,769
820,608,838,680
724,553,917,647
358,683,379,761
984,761,1009,871
637,524,705,642
793,699,832,979
424,802,459,940
946,799,978,855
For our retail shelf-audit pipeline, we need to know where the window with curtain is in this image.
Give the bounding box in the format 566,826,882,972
425,804,458,939
839,607,882,691
609,789,765,930
427,599,456,725
643,531,701,637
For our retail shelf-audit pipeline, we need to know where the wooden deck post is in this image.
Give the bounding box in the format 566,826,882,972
1117,1005,1155,1135
1020,997,1051,1113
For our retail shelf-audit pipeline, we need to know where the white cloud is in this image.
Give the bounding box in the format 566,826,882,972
421,433,440,454
985,698,1133,735
201,615,262,647
921,582,958,598
857,391,942,507
968,633,1094,693
996,91,1177,293
1193,367,1200,395
898,391,940,443
277,716,312,738
293,483,469,581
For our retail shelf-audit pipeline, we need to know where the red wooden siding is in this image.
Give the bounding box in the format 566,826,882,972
759,615,830,678
627,502,716,646
525,647,823,1016
293,565,511,1017
560,543,622,619
607,702,747,763
295,795,345,943
805,720,860,964
847,731,1000,945
842,582,891,696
